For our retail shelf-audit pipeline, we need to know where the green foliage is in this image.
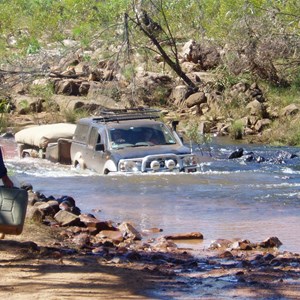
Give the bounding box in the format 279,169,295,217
122,65,135,82
19,100,30,113
0,99,11,132
29,84,54,100
262,117,300,146
230,120,244,140
0,0,299,145
266,84,300,108
26,38,41,54
185,120,212,146
62,107,90,123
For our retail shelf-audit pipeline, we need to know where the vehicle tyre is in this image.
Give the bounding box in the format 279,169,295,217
75,158,86,169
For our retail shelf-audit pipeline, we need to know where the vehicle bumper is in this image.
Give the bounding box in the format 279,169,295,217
118,153,201,173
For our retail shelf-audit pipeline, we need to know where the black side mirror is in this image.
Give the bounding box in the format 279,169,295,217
171,120,179,131
95,143,105,151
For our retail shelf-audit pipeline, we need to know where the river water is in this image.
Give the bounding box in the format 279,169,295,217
2,137,300,253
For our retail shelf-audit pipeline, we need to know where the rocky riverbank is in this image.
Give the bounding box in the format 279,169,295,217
1,183,299,299
1,37,299,147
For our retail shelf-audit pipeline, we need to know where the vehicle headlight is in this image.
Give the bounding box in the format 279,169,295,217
150,160,160,171
119,160,140,172
165,159,176,170
183,155,198,166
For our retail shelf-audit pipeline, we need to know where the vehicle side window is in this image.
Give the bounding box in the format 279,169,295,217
88,127,99,148
97,134,101,144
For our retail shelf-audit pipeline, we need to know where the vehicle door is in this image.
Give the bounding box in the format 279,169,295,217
85,126,107,173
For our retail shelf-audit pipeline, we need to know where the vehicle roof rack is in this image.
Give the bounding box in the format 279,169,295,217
91,108,161,123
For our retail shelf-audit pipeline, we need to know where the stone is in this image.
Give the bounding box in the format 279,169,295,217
72,233,90,248
259,237,283,248
239,240,253,250
118,222,142,241
246,100,264,116
186,92,207,108
209,239,234,249
164,232,203,240
281,104,300,117
80,214,116,233
38,201,60,217
54,210,82,227
27,206,44,223
54,79,81,96
254,119,271,132
96,230,124,243
219,251,234,258
228,148,244,159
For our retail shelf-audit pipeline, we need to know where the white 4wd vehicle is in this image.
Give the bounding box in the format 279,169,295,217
71,108,202,174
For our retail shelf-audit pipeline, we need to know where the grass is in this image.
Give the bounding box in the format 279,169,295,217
265,84,300,108
261,116,300,146
230,120,244,140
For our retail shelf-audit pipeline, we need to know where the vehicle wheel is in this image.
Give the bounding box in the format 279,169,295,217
75,159,85,170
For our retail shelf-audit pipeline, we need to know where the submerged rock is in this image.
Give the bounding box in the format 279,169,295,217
228,148,244,159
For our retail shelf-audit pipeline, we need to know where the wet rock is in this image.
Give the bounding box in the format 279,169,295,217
243,152,255,162
219,251,234,258
164,232,203,240
96,230,124,243
209,239,233,249
277,151,298,160
228,148,244,159
256,155,266,163
263,253,275,261
153,238,178,252
118,222,142,241
80,214,116,234
57,195,81,215
57,195,76,206
259,237,282,249
239,240,253,251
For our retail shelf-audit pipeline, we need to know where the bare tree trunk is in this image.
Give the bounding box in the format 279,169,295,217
127,1,198,93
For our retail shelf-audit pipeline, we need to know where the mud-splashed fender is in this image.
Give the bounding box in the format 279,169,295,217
103,159,117,174
73,152,86,169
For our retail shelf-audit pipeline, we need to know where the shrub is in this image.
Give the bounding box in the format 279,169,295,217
230,120,244,140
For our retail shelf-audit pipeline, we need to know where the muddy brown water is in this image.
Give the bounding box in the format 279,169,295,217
2,137,300,253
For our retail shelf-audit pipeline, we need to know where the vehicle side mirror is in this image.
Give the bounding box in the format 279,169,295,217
95,143,105,151
171,120,179,131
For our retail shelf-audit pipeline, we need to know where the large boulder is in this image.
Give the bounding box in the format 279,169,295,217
186,92,207,108
281,104,300,117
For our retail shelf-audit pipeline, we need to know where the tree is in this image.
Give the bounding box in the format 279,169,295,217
124,0,197,93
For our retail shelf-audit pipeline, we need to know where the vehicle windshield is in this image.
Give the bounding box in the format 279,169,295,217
109,124,177,149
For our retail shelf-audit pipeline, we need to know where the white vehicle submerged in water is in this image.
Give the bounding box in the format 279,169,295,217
15,108,203,174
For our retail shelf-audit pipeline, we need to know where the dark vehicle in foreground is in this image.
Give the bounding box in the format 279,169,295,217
71,109,202,174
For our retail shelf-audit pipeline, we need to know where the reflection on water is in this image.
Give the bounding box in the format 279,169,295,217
2,137,300,253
